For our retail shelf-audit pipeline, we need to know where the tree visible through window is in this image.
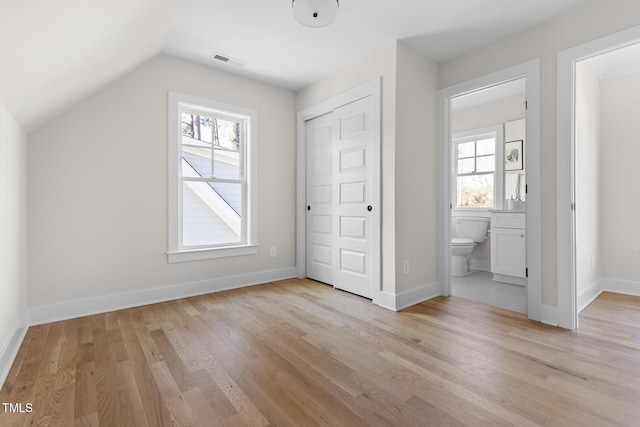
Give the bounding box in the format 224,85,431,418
455,136,496,208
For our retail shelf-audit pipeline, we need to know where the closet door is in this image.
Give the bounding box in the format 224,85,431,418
306,112,335,285
305,95,377,299
333,96,375,299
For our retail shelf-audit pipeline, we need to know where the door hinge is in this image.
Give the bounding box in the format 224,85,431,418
526,267,529,278
450,202,453,209
525,184,528,194
525,100,528,110
571,202,575,211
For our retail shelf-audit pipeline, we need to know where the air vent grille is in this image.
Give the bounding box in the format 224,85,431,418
211,52,246,68
213,54,230,62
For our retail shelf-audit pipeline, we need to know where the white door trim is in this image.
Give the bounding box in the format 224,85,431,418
437,60,543,322
557,24,640,330
296,77,382,302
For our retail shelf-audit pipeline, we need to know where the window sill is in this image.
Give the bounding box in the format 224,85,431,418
167,245,258,263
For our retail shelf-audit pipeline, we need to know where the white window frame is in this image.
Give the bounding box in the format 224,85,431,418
451,125,504,211
167,91,258,263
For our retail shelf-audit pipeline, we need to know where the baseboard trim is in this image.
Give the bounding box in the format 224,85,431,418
578,280,603,313
540,304,560,327
0,310,28,391
396,281,443,311
470,259,491,272
374,281,442,311
373,291,397,311
28,267,298,326
600,278,640,297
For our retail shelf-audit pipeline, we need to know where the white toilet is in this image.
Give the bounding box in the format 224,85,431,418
450,217,490,277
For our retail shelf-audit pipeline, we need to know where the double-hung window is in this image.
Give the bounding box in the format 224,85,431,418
168,92,257,262
453,130,498,209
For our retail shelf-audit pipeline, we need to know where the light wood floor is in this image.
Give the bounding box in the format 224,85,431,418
2,279,640,426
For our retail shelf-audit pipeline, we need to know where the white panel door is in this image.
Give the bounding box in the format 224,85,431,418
333,96,375,298
306,113,335,285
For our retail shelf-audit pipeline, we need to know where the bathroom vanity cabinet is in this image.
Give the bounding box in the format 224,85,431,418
490,211,527,286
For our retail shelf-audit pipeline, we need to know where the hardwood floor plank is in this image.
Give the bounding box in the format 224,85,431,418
150,361,200,427
74,412,99,427
150,328,190,391
114,360,150,427
118,315,164,426
93,326,120,426
182,386,228,427
74,361,97,422
379,349,540,427
3,279,640,426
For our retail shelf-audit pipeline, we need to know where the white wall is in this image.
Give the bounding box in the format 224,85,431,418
27,54,296,307
452,95,525,134
600,71,640,284
0,100,27,373
439,0,640,306
394,42,439,293
297,42,399,293
575,62,602,294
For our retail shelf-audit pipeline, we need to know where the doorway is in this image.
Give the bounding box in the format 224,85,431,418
438,60,543,322
448,79,528,314
557,25,640,329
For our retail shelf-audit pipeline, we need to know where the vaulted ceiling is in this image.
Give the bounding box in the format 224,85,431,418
0,0,590,132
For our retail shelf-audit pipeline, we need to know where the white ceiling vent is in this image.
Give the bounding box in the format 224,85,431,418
211,53,246,68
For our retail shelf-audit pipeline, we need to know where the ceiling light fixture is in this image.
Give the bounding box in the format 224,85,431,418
292,0,339,28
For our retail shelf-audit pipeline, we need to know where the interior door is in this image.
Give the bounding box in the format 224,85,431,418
332,96,375,299
306,112,335,285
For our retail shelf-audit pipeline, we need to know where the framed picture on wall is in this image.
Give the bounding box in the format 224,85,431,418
505,140,523,171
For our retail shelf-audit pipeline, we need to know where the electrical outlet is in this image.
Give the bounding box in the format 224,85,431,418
270,246,277,258
403,260,410,275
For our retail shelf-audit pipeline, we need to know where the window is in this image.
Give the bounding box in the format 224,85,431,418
168,92,257,262
453,130,498,209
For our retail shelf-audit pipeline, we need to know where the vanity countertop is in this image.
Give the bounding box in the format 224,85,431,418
489,209,526,213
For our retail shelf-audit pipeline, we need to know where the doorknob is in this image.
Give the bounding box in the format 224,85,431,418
367,205,373,212
307,206,311,211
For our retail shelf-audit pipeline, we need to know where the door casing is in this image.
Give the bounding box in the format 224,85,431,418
437,60,543,323
557,24,640,330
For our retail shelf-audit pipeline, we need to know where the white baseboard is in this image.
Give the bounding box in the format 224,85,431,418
600,278,640,297
374,281,443,311
28,267,297,326
373,291,397,311
470,259,491,272
539,304,560,327
578,280,603,313
0,310,28,391
396,281,443,311
537,278,640,329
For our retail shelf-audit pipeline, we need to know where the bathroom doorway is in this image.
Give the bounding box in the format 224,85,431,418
449,80,528,314
438,60,543,321
557,25,640,329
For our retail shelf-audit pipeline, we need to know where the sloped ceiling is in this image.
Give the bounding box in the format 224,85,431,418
0,0,188,132
0,0,590,133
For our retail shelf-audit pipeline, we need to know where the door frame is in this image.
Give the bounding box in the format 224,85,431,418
296,77,381,301
557,24,640,330
437,60,543,322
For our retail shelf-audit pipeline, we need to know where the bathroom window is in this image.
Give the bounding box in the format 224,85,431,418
167,92,258,262
453,131,497,209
